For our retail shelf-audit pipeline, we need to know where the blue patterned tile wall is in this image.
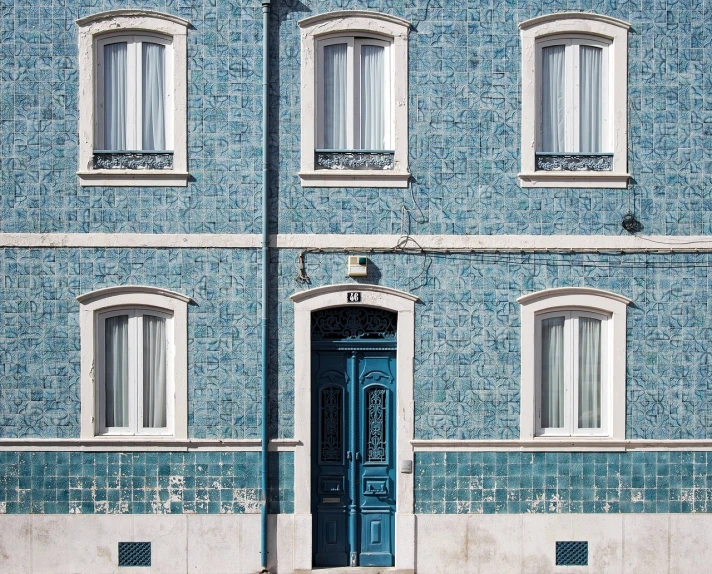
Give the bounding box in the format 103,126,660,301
275,249,712,440
6,247,712,441
2,0,711,234
415,451,712,514
0,451,293,514
0,247,263,439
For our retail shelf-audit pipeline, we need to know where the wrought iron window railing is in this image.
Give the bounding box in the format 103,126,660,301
93,150,174,170
315,149,395,171
535,152,613,172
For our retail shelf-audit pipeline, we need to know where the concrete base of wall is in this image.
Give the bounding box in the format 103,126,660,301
0,514,295,574
416,514,712,574
3,513,712,573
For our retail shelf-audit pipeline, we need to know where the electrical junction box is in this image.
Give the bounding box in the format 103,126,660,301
347,256,368,277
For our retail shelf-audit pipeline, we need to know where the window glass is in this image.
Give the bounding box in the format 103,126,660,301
541,45,565,153
104,314,129,427
579,45,602,153
104,43,127,150
541,316,565,429
360,44,385,149
324,43,348,149
142,43,166,151
143,314,167,428
578,317,601,429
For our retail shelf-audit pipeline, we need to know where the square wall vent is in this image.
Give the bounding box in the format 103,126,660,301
118,542,151,567
556,541,588,566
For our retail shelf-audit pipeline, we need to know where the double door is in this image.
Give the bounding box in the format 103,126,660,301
311,347,396,567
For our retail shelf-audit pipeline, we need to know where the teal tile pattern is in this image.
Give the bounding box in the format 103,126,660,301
0,248,262,439
0,451,293,514
275,250,712,440
2,0,712,235
415,452,712,514
6,246,712,441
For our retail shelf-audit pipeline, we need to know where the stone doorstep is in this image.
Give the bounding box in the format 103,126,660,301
294,569,414,574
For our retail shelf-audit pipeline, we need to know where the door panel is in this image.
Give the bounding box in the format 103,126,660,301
312,351,350,566
312,348,396,567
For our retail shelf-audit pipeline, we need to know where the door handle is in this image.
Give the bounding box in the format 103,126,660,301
347,451,352,461
355,452,361,461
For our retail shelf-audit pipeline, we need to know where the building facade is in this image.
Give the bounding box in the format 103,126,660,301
1,0,712,572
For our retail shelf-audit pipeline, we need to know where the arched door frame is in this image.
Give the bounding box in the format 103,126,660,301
291,284,418,571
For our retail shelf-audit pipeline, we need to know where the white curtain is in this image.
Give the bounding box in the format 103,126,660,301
541,316,565,428
579,45,602,153
142,315,167,428
361,45,385,150
142,42,166,151
105,315,129,427
541,45,565,152
578,317,601,429
324,43,347,149
104,43,127,150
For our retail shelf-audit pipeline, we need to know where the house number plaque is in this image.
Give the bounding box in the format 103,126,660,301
347,292,361,302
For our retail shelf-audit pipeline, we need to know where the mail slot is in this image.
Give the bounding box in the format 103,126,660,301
363,479,387,496
323,497,341,503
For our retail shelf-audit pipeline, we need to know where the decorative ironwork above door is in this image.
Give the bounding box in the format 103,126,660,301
311,307,397,341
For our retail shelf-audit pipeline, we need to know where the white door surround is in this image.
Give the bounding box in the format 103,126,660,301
290,284,418,571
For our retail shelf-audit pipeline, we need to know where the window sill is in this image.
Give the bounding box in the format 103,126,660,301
518,171,630,188
77,170,190,187
298,169,411,188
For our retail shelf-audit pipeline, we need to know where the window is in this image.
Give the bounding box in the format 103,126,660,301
78,286,189,440
536,310,609,437
318,37,392,153
518,13,630,188
299,11,411,188
97,34,173,153
77,10,189,186
97,308,173,435
518,288,630,442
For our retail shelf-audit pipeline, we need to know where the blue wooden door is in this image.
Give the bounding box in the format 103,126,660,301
312,347,396,567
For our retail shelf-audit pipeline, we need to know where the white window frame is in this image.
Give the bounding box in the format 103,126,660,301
95,33,175,152
535,309,610,438
96,307,175,436
519,13,630,188
77,10,189,187
518,287,630,442
78,286,190,440
299,11,411,188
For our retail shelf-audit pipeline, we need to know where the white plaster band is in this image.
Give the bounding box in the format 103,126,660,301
0,438,301,452
411,439,712,452
4,233,712,251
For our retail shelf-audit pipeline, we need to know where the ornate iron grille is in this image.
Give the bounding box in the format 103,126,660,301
311,307,397,340
556,541,588,566
366,387,387,462
320,387,342,462
315,150,394,170
93,151,173,170
118,542,151,567
535,153,612,171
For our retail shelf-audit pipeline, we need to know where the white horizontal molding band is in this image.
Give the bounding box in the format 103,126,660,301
3,233,712,251
411,439,712,452
0,438,301,452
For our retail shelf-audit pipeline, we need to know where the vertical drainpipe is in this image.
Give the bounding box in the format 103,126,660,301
260,0,271,570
